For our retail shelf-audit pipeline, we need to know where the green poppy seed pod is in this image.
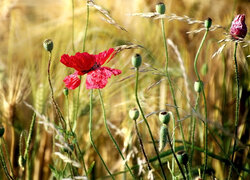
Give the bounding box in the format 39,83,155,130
159,124,168,152
204,17,212,29
129,108,140,120
131,54,142,68
18,155,26,170
201,63,208,76
0,126,5,137
194,81,203,93
176,150,188,165
63,88,69,96
159,111,170,125
43,39,53,52
156,2,165,14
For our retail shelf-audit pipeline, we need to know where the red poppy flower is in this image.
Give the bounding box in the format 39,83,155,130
230,14,247,39
60,48,121,89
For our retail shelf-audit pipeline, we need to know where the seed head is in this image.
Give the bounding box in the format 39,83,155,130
131,54,142,68
159,111,170,125
43,39,54,52
156,2,166,14
230,14,247,39
204,17,212,29
129,108,140,120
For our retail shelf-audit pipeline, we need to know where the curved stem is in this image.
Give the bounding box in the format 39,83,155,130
133,120,152,172
161,18,188,177
165,126,186,180
98,90,136,179
190,94,200,166
88,90,115,179
47,51,66,128
193,29,209,179
228,42,239,179
135,68,167,180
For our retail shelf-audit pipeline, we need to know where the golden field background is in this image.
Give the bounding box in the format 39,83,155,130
0,0,249,179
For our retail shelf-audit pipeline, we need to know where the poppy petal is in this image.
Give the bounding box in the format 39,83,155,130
95,48,116,66
63,73,81,89
60,52,95,73
85,67,121,89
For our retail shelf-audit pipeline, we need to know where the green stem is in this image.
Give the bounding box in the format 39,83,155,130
171,113,176,179
193,29,209,179
98,89,136,179
0,143,14,180
24,113,36,160
161,17,188,178
71,0,75,53
227,42,239,180
190,94,200,166
89,90,115,179
165,126,186,179
135,68,167,180
47,51,66,128
2,138,14,177
133,120,152,172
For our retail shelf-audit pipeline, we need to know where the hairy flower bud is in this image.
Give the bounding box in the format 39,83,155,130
159,124,168,151
43,39,54,52
0,126,5,137
230,14,247,39
177,150,188,165
156,2,165,14
63,88,69,96
129,108,140,120
194,81,203,93
131,54,142,68
159,111,170,125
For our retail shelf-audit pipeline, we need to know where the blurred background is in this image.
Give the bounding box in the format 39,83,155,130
0,0,249,179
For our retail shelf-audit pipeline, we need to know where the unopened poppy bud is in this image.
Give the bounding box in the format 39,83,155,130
177,150,188,165
194,81,203,93
159,124,168,151
204,17,212,29
156,2,165,14
63,88,69,96
0,126,5,137
230,14,247,39
43,39,53,52
18,155,26,170
131,54,142,68
129,108,140,120
159,111,170,125
201,63,208,76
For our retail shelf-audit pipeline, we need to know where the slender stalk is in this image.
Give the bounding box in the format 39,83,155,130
227,42,239,179
24,113,36,160
133,120,152,172
160,18,187,152
193,29,209,179
89,90,115,180
134,68,167,180
165,126,186,180
190,94,200,166
98,89,136,179
171,113,176,180
47,51,66,128
2,138,14,177
71,0,75,53
0,144,14,180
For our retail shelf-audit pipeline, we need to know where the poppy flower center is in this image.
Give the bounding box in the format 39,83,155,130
81,62,101,74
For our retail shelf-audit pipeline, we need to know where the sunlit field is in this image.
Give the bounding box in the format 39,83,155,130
0,0,249,179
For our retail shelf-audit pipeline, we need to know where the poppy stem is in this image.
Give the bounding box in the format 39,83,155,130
133,119,152,172
160,18,189,178
98,89,136,179
193,29,209,179
47,51,66,129
89,90,115,179
227,42,239,180
135,68,167,180
0,144,14,180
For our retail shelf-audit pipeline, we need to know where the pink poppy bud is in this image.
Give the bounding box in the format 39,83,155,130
230,14,247,39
